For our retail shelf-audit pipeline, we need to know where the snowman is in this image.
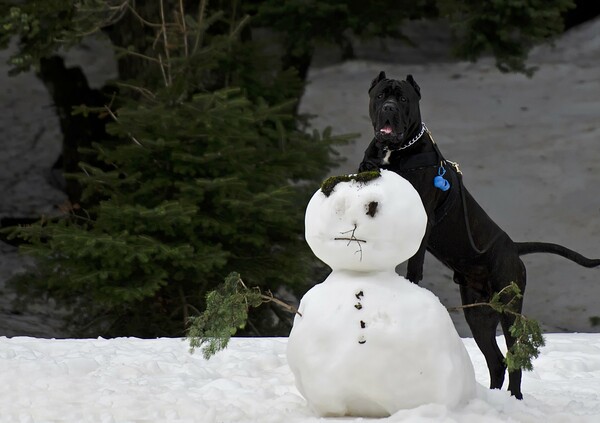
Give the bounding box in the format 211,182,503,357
286,170,476,417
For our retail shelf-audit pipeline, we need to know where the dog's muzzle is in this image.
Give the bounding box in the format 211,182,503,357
374,101,405,147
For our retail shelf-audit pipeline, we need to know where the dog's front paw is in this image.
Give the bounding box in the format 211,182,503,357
406,267,423,284
358,159,380,173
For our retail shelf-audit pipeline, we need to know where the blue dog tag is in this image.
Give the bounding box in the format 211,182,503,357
434,166,450,191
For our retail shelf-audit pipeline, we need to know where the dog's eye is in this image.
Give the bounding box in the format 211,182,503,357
377,93,384,99
400,96,407,102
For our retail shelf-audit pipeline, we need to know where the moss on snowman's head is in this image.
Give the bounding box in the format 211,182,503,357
320,171,381,197
306,170,427,272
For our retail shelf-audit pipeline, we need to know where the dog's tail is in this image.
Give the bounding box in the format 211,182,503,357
516,242,600,268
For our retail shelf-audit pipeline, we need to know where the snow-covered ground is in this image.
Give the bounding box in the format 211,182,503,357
1,334,599,422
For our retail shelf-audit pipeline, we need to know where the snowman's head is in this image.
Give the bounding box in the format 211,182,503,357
305,170,427,272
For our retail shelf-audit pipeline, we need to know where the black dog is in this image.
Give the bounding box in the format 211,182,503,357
359,71,600,399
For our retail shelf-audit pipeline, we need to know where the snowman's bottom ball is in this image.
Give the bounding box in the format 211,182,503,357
286,272,476,417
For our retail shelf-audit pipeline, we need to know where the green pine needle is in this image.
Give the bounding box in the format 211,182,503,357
187,272,263,359
451,281,545,373
505,315,545,372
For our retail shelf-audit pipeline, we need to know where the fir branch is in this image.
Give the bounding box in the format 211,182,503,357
126,3,168,28
187,272,301,359
259,288,302,317
115,47,165,66
103,105,143,146
115,82,156,101
448,282,545,372
506,315,545,371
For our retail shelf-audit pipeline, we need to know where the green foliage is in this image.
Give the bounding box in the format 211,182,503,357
4,1,348,336
487,281,524,313
188,272,263,360
244,0,436,80
475,282,546,372
0,0,122,74
187,271,301,359
505,315,545,372
247,0,573,75
438,0,575,74
1,0,577,78
247,0,436,48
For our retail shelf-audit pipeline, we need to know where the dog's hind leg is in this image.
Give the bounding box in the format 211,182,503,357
495,258,527,400
459,281,506,391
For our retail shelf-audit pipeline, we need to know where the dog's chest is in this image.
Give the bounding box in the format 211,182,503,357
382,149,393,165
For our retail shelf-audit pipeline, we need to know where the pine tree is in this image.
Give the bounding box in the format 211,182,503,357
5,1,348,336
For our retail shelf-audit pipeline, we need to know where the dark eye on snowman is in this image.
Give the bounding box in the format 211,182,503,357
366,201,378,217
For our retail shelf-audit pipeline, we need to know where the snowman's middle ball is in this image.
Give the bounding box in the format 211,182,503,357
305,170,427,271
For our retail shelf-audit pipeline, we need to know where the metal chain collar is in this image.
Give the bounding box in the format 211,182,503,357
397,122,427,150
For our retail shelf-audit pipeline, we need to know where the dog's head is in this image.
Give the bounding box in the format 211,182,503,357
368,71,422,149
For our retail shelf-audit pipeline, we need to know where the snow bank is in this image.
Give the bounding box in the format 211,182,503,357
1,335,600,422
530,17,600,65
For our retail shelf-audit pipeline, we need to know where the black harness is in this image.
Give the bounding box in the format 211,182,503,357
385,138,460,225
384,130,499,255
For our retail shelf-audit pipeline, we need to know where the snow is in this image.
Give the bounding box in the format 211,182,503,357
1,334,600,422
291,171,474,416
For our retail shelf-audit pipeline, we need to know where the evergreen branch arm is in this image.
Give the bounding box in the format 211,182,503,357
448,282,545,372
238,278,301,317
187,272,302,359
261,290,302,317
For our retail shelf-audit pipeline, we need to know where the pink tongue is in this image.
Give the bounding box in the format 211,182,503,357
380,125,393,134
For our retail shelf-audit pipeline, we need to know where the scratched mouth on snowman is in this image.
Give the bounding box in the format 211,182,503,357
334,224,367,261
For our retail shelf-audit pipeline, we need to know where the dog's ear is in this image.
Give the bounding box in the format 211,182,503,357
406,74,421,99
369,71,386,93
